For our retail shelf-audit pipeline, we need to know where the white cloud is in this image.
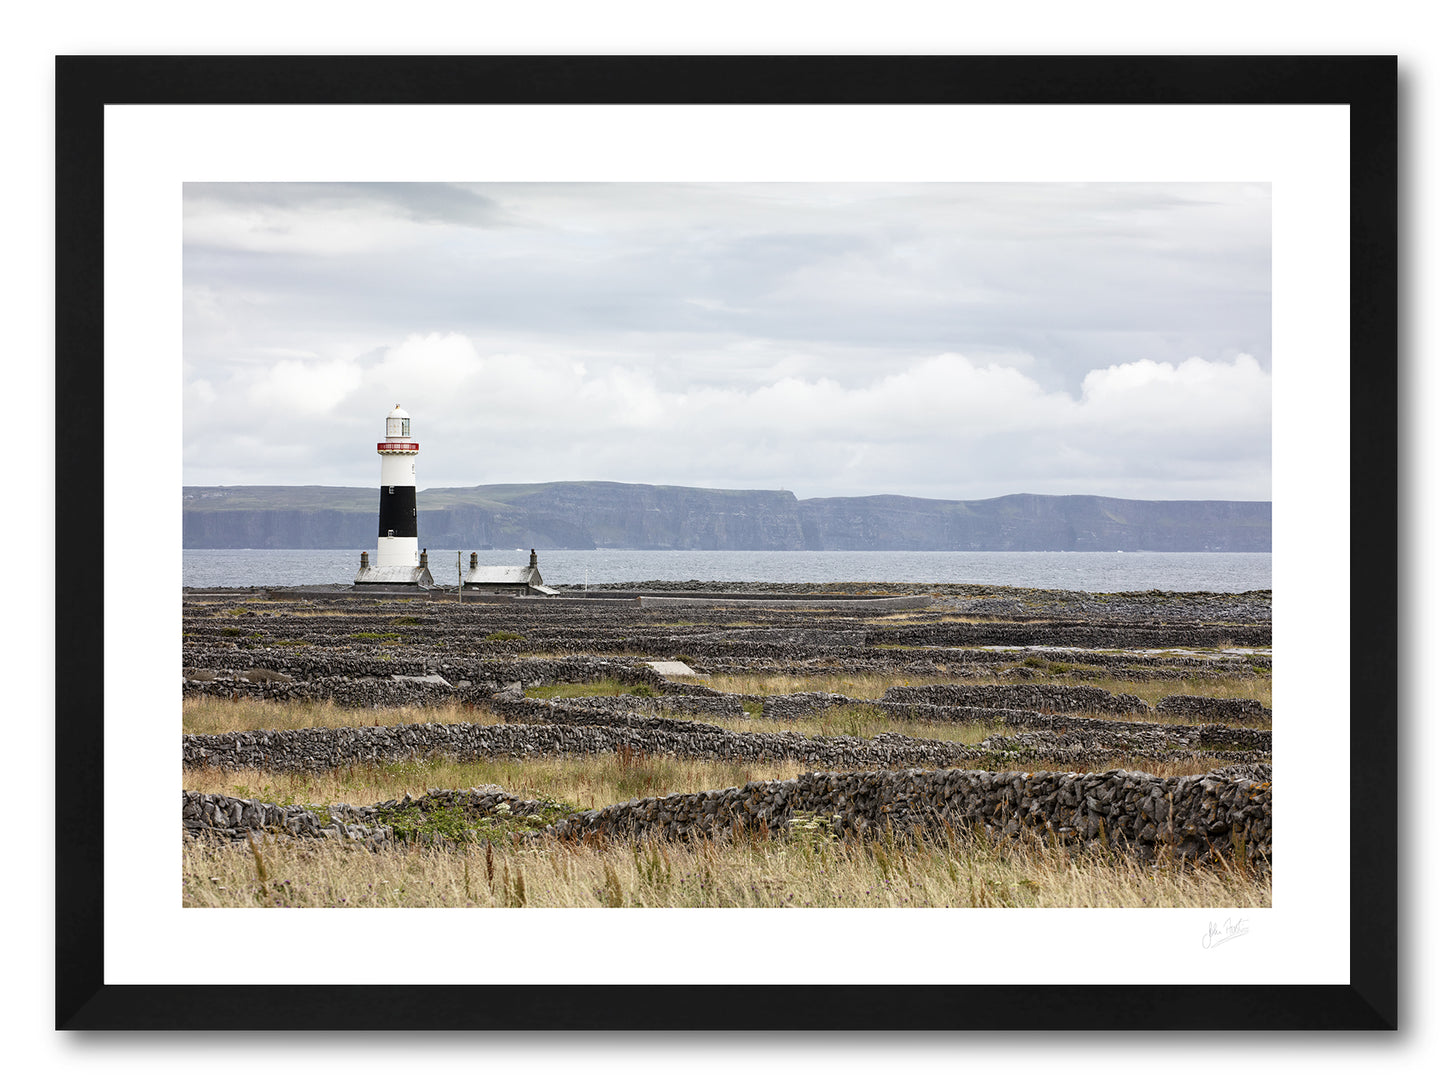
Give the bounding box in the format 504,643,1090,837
1081,353,1269,411
370,332,487,393
327,344,1266,499
247,357,365,414
183,183,1271,499
1076,354,1271,447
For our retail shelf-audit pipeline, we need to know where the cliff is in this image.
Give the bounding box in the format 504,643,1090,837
182,483,1270,551
796,493,1271,552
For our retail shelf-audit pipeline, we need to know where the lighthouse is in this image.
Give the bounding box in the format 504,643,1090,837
354,404,435,590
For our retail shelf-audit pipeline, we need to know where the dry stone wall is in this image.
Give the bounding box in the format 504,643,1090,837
183,786,542,848
1155,695,1272,724
183,701,1270,775
692,651,1268,686
182,659,1268,740
866,620,1270,650
946,647,1268,672
185,765,1271,865
183,649,659,692
183,791,395,847
546,765,1272,865
184,719,982,773
881,682,1150,717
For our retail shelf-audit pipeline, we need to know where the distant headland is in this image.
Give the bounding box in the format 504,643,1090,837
182,482,1270,552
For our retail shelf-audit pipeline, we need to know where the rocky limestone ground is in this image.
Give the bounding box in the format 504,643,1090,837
181,582,1271,863
183,581,1270,673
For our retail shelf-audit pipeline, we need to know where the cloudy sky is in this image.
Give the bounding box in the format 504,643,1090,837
183,182,1270,501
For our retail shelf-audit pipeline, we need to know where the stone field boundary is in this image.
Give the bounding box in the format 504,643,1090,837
185,762,1271,865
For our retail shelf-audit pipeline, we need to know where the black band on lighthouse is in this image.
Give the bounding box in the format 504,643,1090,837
378,486,418,538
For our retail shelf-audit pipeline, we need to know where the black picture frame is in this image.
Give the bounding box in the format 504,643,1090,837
56,55,1397,1030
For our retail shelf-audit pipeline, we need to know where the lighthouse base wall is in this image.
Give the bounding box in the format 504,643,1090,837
375,536,419,567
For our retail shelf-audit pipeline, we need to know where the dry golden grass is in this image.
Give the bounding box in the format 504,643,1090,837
182,697,505,735
182,752,814,812
183,747,1244,820
181,823,1270,909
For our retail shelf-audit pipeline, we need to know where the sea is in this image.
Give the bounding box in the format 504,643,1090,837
181,549,1271,594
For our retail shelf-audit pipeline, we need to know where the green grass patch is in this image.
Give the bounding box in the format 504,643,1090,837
371,796,583,845
484,631,523,643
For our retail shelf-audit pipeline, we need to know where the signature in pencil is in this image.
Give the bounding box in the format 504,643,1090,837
1202,917,1250,949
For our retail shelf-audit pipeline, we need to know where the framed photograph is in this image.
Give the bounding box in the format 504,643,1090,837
57,56,1396,1029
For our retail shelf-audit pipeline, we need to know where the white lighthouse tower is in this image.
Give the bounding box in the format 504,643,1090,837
354,404,435,590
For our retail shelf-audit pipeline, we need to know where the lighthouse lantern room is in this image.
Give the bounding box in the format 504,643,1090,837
354,404,435,590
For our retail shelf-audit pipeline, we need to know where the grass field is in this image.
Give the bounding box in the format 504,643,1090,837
182,592,1270,910
182,697,505,735
182,816,1271,909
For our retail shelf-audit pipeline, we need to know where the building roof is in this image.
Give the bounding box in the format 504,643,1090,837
464,565,542,585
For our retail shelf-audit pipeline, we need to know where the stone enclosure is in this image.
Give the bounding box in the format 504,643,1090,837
182,582,1272,866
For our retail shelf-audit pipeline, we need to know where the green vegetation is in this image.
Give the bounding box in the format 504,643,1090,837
371,796,583,846
484,630,523,643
